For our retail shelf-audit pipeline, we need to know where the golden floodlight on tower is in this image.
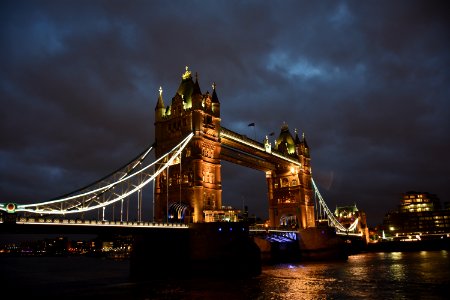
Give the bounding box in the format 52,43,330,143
182,66,191,79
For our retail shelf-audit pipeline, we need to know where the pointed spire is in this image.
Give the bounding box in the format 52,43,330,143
182,66,192,80
301,132,310,158
155,86,165,110
193,72,202,95
211,82,219,103
294,128,301,144
302,132,309,149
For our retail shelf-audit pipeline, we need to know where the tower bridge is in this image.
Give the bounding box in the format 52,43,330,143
0,67,367,274
153,67,314,229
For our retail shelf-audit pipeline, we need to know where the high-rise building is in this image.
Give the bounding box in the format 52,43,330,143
398,191,441,213
383,191,450,239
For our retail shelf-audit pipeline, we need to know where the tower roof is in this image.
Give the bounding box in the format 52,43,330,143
176,66,195,103
274,123,296,155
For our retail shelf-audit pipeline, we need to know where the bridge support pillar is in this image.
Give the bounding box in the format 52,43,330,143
252,237,301,263
266,167,315,229
297,227,348,261
130,223,261,279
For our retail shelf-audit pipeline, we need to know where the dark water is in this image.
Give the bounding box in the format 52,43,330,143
1,251,449,299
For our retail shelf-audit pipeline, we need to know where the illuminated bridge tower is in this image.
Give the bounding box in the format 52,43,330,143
266,124,315,229
154,67,222,223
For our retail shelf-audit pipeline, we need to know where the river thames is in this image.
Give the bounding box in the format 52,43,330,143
1,250,449,299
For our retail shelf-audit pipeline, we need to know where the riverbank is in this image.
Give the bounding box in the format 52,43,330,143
365,237,450,252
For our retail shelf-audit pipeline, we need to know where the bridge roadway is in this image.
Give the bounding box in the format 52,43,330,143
0,216,187,235
219,127,301,171
0,216,302,240
0,217,301,240
0,216,363,240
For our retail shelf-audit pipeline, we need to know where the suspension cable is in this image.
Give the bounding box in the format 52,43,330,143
311,178,347,232
3,133,194,215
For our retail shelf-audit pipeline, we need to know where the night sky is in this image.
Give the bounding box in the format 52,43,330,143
1,0,449,227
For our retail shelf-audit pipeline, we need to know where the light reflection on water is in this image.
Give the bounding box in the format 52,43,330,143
1,251,449,299
260,251,450,300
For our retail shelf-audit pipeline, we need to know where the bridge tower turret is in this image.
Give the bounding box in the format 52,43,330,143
295,130,315,228
155,86,165,122
154,67,222,223
267,124,315,229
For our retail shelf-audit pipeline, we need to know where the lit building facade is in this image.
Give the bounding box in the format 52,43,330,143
383,191,450,238
398,191,441,213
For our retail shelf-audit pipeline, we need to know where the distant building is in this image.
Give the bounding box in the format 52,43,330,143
334,204,369,243
383,191,450,239
398,191,441,213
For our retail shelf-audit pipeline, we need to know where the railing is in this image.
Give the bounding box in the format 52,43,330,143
220,126,301,166
0,216,188,229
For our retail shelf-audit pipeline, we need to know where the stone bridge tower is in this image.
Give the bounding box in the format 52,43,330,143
266,124,315,229
154,67,221,223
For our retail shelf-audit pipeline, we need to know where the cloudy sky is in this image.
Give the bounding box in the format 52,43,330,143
1,0,449,226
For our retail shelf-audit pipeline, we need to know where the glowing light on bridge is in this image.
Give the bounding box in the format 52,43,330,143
5,216,189,229
0,133,194,216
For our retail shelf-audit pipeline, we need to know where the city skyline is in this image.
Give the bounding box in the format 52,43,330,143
1,1,449,226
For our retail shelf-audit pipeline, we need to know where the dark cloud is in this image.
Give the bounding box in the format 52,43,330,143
1,0,449,226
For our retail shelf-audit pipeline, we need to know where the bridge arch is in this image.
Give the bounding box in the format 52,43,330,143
168,202,191,223
279,214,299,229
